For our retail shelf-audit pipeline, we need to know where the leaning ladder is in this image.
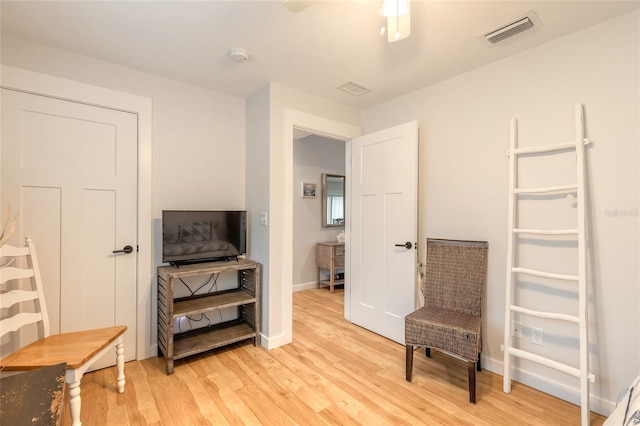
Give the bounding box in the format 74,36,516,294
502,103,595,426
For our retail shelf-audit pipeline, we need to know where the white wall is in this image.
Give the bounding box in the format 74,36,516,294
1,36,246,217
293,135,345,290
362,10,639,414
245,85,271,335
1,35,247,357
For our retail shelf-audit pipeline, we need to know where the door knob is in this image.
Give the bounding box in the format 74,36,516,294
395,242,412,249
112,245,134,254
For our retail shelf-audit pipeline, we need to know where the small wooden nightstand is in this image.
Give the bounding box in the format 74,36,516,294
316,242,345,292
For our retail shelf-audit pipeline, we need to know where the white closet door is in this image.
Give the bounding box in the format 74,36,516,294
1,88,138,369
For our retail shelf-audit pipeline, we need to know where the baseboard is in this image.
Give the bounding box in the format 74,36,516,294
148,343,158,359
482,355,614,416
293,281,317,292
260,332,291,349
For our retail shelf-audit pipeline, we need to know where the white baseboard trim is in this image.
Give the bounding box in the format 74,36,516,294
261,281,318,349
147,343,158,359
260,332,291,350
293,281,317,292
482,355,613,417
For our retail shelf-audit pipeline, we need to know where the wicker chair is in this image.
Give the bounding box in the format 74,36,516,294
404,238,488,403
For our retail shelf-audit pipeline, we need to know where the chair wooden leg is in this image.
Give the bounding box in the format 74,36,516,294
67,380,82,426
477,353,481,372
116,339,126,393
468,361,476,404
425,347,431,358
405,345,414,382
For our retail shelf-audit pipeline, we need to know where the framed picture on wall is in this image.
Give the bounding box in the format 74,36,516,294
301,182,317,198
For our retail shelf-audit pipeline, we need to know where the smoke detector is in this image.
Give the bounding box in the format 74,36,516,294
229,48,250,63
479,11,542,46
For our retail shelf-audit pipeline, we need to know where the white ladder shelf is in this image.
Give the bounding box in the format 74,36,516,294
502,103,595,426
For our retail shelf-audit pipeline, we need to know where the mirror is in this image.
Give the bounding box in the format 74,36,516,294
322,173,345,227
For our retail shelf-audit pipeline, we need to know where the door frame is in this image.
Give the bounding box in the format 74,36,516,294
0,65,154,360
282,109,361,343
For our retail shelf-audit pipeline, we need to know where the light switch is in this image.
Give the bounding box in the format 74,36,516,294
259,212,268,226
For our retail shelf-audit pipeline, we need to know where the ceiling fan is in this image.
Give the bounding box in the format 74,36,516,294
282,0,411,43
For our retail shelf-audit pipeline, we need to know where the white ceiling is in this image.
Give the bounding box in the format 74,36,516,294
1,1,638,109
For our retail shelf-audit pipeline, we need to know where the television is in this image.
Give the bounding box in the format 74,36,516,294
162,210,247,266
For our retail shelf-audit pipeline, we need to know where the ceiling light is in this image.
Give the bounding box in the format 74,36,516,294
382,0,408,17
380,0,411,43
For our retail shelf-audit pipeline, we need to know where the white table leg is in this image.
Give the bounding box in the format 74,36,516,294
116,339,125,393
67,379,82,426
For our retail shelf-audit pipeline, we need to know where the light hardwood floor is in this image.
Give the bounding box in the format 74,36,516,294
69,289,606,425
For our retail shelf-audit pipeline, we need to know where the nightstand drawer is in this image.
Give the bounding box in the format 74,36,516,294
335,255,345,268
335,245,345,257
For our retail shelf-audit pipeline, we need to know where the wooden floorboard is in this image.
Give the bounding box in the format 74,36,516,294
66,289,606,425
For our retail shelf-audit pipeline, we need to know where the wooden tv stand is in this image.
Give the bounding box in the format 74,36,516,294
157,258,261,374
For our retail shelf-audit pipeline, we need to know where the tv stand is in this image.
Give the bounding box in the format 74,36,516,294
169,255,240,268
157,258,261,374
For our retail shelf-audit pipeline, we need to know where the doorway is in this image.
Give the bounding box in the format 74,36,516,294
283,110,418,346
292,132,346,295
282,109,361,344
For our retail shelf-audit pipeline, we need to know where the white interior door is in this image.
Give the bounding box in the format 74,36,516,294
349,121,418,344
1,88,137,369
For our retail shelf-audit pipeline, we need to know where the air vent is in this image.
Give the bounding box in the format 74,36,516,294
337,81,372,96
480,11,541,46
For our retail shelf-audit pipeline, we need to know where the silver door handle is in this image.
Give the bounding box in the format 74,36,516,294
112,245,134,254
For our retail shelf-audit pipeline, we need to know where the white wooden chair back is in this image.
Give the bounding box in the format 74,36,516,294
0,236,51,339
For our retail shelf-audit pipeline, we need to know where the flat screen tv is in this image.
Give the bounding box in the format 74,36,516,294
162,210,247,266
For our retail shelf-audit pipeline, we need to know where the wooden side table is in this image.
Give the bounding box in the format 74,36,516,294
316,241,345,292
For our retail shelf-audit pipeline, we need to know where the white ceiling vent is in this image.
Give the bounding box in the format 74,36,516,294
480,11,541,46
337,81,372,96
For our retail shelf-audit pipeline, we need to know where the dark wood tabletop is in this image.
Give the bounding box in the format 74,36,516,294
0,362,66,425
